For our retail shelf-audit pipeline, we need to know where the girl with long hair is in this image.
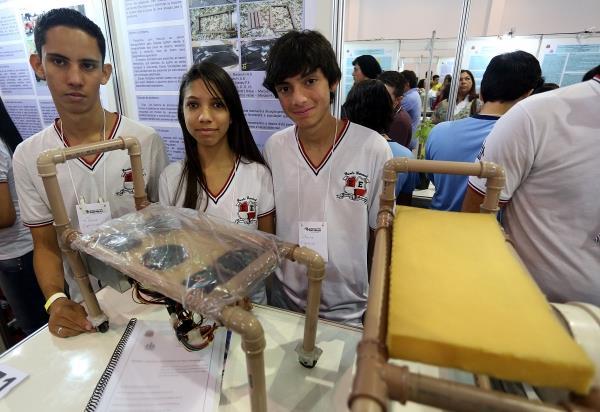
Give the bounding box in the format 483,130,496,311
159,62,275,302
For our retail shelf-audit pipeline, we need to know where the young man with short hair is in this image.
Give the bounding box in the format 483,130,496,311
426,51,541,211
378,70,412,149
262,30,392,326
13,8,167,338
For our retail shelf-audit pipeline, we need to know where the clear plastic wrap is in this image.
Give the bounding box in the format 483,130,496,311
72,204,283,319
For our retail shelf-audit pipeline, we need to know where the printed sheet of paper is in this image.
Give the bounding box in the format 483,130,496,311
0,364,28,400
95,320,226,412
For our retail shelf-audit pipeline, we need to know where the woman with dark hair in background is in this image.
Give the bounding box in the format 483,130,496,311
352,54,383,83
0,98,48,336
342,79,416,204
158,62,274,303
432,69,481,122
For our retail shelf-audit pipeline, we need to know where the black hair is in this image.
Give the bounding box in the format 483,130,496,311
175,62,266,210
351,55,382,79
342,79,394,135
532,81,559,95
479,51,541,103
34,8,106,62
582,65,600,81
0,98,22,154
417,79,425,89
378,71,407,98
263,30,341,101
458,69,478,102
400,70,418,89
432,74,440,81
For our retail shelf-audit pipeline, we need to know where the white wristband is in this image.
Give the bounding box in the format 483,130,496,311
44,292,67,313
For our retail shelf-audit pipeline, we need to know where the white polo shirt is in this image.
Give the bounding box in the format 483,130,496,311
0,140,33,260
13,114,168,298
468,78,600,305
158,157,275,229
264,120,392,324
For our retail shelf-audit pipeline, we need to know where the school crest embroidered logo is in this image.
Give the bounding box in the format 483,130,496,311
235,196,258,225
336,171,369,203
115,168,135,196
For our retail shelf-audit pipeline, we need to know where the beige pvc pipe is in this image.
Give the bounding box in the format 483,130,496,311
289,245,325,367
382,365,564,412
219,305,267,412
36,136,148,328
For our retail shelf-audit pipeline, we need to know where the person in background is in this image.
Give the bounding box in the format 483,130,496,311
434,69,481,122
532,81,558,95
13,8,167,338
399,69,421,149
342,79,416,203
433,74,451,109
378,70,412,148
582,64,600,81
262,30,392,326
0,98,49,336
431,74,441,91
431,82,451,124
462,70,600,307
158,62,274,303
352,55,382,83
426,51,541,211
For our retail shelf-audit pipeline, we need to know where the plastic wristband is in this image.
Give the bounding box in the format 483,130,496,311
44,292,68,313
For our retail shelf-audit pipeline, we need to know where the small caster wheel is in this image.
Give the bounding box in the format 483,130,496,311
97,320,109,333
299,359,317,369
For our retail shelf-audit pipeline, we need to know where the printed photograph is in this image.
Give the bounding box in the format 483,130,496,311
192,40,240,71
190,4,238,41
240,38,276,71
239,0,302,39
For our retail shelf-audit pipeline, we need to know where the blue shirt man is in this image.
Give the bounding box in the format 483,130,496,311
425,50,543,212
401,87,421,149
425,114,499,211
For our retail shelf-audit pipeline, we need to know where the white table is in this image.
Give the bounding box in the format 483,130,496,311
0,288,468,411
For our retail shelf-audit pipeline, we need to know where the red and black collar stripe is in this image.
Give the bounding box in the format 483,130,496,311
295,119,350,176
53,113,121,171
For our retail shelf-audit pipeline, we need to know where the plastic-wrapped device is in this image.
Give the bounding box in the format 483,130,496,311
72,204,282,319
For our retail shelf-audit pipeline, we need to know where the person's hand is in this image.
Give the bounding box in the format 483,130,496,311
48,298,95,338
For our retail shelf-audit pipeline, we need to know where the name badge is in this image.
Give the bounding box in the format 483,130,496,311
76,201,112,234
298,221,328,262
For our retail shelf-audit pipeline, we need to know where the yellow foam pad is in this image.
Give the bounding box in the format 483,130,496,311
387,206,595,393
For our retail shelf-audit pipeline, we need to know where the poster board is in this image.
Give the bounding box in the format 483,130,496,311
463,36,541,89
107,0,307,161
0,0,117,139
538,34,600,87
341,40,399,103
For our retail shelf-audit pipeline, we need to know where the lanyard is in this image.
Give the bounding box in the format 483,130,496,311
59,110,107,205
296,119,339,221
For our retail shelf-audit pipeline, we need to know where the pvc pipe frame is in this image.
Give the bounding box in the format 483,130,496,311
347,158,571,412
188,242,325,412
37,136,147,328
38,138,327,412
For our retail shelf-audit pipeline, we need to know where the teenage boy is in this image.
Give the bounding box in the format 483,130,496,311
13,8,167,338
262,30,392,326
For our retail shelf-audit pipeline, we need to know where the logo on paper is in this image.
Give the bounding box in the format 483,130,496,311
235,196,258,225
337,171,369,203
